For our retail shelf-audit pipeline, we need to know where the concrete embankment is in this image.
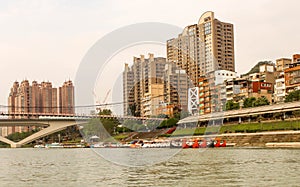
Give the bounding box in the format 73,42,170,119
196,131,300,148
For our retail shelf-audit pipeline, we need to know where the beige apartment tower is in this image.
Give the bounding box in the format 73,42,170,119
123,63,135,116
123,54,190,117
167,11,235,86
123,54,167,117
163,63,191,113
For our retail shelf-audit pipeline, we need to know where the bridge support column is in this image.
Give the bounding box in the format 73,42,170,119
11,143,21,148
239,117,242,124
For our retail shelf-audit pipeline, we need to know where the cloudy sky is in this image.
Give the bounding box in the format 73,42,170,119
0,0,299,112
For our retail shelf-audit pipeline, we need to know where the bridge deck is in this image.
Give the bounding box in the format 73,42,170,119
179,101,300,124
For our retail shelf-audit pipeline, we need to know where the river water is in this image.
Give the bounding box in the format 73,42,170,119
0,148,299,186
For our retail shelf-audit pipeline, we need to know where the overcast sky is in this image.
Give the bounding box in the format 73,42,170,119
0,0,299,112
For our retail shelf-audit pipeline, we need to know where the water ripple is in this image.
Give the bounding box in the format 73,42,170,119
0,148,300,186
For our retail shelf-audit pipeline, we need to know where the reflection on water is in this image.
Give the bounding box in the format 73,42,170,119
0,148,299,186
92,148,181,167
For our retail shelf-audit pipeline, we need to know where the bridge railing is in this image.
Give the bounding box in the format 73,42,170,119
0,112,166,121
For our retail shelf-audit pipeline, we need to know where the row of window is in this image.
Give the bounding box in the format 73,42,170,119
217,73,234,76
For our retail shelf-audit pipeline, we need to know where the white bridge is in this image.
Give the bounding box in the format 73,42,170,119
0,114,165,148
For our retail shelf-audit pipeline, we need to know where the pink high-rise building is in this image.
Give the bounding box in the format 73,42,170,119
2,80,75,137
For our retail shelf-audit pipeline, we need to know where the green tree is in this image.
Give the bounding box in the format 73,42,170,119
81,109,121,141
157,118,179,129
122,119,144,131
254,96,270,107
243,96,269,108
156,114,169,118
285,90,300,103
99,109,112,115
243,97,256,108
174,110,190,120
6,130,38,142
225,100,240,111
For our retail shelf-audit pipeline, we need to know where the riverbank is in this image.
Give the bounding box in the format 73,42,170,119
170,119,300,137
188,130,300,148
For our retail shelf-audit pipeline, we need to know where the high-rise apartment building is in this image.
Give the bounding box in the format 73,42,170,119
15,80,30,114
123,54,166,117
40,82,57,114
3,80,75,137
31,81,41,114
123,63,135,116
167,11,235,86
123,54,190,117
8,80,61,116
8,81,19,118
163,63,191,113
59,80,75,115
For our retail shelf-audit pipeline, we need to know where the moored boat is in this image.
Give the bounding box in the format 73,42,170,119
45,142,63,148
34,144,45,148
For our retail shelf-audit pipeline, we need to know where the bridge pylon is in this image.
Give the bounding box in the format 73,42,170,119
11,143,21,148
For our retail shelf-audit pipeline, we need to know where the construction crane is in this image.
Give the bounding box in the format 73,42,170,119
102,89,111,110
95,89,111,112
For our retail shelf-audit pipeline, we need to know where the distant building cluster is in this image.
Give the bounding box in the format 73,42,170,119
186,54,300,115
2,80,74,136
275,54,300,102
122,11,299,118
123,11,235,117
187,57,300,116
123,54,191,117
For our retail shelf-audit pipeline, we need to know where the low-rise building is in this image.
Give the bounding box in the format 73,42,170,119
198,77,211,115
156,103,175,117
225,78,249,102
249,81,273,102
188,70,236,115
285,62,300,94
243,63,275,86
274,56,294,103
274,72,286,103
225,78,273,104
276,58,292,72
293,54,300,63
